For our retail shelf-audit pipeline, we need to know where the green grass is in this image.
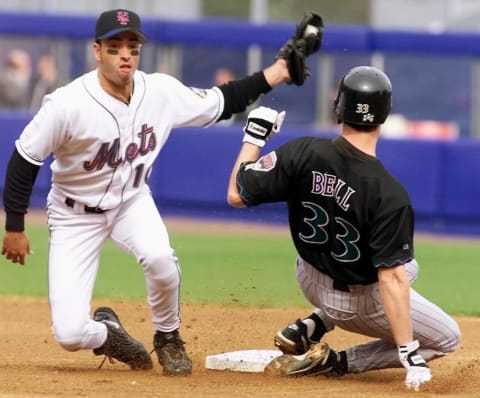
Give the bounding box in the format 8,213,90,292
0,225,478,315
171,233,306,307
414,240,479,316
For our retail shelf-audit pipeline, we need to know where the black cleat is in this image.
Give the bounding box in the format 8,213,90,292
153,330,193,375
274,319,318,355
93,307,153,371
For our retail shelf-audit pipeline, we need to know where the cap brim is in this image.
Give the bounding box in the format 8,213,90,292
96,28,146,42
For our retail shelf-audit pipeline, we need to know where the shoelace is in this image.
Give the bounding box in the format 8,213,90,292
97,355,116,369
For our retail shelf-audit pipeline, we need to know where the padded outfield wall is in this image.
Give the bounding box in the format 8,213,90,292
1,114,479,236
0,12,479,236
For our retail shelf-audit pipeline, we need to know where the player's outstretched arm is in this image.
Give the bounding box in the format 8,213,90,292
216,12,323,122
267,11,324,87
227,106,285,207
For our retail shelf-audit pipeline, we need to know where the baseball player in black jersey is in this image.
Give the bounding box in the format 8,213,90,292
227,66,460,391
1,10,323,375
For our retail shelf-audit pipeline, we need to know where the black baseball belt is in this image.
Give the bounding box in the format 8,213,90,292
65,197,107,214
333,280,350,292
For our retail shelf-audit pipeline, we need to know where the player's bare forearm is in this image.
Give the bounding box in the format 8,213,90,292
227,143,261,207
263,59,291,88
2,231,31,265
378,265,413,345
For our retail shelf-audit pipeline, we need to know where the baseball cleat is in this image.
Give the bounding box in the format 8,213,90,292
153,329,192,375
274,319,318,355
265,342,343,377
93,306,153,370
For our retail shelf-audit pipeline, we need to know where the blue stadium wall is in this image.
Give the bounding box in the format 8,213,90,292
0,113,479,237
1,12,480,236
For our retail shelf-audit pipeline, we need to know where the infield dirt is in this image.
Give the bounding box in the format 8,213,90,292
0,297,479,397
0,215,479,397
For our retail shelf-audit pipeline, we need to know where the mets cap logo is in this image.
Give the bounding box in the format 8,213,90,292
117,11,130,25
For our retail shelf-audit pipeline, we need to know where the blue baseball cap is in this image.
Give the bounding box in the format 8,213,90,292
95,9,146,42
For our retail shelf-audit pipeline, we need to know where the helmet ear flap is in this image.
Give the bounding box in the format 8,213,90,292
333,91,343,124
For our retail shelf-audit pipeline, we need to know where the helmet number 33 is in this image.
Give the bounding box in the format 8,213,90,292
356,103,369,113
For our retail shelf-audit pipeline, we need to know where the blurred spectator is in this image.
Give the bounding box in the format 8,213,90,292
0,49,32,109
30,54,60,112
213,67,236,86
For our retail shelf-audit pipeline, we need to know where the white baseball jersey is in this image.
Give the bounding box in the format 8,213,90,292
15,69,224,210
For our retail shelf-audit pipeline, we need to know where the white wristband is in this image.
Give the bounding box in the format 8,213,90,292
243,134,266,148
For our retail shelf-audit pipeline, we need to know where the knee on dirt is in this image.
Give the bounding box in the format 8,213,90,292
51,318,91,351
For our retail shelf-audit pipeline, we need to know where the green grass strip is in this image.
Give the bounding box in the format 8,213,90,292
0,226,478,315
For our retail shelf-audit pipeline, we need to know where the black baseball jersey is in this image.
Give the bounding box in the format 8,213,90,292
237,136,414,285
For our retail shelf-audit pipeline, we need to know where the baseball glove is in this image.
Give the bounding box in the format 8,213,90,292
276,12,324,86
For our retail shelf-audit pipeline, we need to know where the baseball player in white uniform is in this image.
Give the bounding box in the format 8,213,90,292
1,9,323,374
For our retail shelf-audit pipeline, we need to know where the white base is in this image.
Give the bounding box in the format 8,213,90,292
205,349,282,373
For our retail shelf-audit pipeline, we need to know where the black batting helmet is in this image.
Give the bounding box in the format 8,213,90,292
334,66,392,126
